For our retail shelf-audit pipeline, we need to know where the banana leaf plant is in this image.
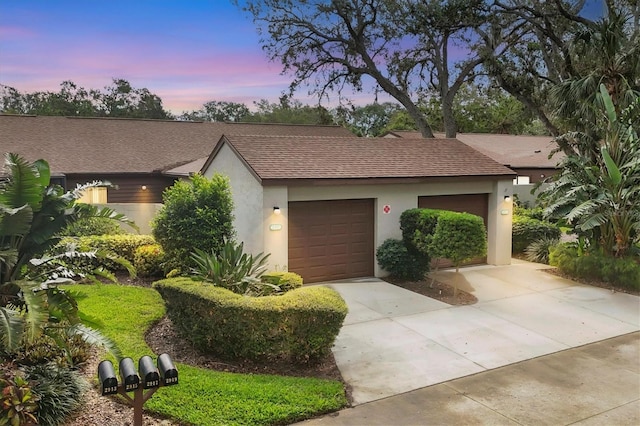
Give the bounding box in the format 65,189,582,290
0,153,128,359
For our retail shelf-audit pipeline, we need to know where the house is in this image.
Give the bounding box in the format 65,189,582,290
0,114,353,231
202,135,516,283
384,131,563,205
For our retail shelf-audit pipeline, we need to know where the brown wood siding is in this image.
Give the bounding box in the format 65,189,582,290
288,199,374,283
65,174,177,203
418,194,488,267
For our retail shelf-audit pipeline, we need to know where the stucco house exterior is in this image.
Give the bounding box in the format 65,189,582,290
202,135,516,283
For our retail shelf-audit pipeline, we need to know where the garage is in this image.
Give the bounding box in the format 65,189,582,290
288,199,375,283
418,194,488,266
418,194,488,225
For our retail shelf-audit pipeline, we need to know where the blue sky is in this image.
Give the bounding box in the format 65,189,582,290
0,0,607,114
0,0,297,113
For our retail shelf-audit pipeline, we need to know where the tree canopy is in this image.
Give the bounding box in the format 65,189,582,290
0,79,173,119
239,0,495,137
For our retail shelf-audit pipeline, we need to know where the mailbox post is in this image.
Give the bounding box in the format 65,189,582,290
97,353,178,426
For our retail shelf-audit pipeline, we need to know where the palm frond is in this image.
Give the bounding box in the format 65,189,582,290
20,282,49,345
0,305,24,352
0,153,45,210
67,323,122,360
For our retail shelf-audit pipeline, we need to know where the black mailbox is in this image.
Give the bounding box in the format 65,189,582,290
157,353,178,386
138,355,160,389
98,360,118,396
119,357,140,392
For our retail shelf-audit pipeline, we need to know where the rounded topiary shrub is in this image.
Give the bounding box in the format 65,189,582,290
429,211,487,272
512,216,561,253
376,238,429,281
152,174,234,269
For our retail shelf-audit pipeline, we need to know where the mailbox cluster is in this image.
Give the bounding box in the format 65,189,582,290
98,353,178,396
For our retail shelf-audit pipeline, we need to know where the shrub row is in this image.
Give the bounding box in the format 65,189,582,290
550,243,640,290
57,235,166,277
512,216,561,253
153,278,348,363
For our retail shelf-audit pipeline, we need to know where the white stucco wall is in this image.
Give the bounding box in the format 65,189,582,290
101,203,163,234
204,143,265,256
280,179,513,277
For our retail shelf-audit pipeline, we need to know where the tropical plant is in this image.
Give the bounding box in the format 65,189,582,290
0,153,124,359
542,85,640,257
0,372,39,426
525,236,561,265
190,240,272,296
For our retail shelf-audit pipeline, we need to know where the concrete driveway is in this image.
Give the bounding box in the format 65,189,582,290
321,260,640,405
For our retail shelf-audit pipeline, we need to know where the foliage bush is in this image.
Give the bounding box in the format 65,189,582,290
525,236,561,264
376,239,429,281
58,234,155,273
549,243,640,290
154,278,348,363
513,204,545,221
133,244,166,278
429,211,487,272
152,174,235,270
60,217,125,237
27,363,86,426
512,216,561,253
261,271,304,293
399,208,440,257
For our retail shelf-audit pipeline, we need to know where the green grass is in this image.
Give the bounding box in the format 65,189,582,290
65,283,347,425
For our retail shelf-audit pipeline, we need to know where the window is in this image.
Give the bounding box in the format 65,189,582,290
77,187,107,204
513,176,530,185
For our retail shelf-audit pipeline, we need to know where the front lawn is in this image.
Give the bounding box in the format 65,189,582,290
65,283,347,425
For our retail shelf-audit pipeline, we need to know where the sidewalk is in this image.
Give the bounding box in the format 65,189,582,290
299,332,640,425
300,260,640,424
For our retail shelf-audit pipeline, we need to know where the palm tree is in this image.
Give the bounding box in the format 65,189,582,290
543,85,640,257
550,7,640,160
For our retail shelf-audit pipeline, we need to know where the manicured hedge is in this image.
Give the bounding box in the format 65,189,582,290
153,278,348,363
512,216,561,253
57,234,156,274
430,210,487,270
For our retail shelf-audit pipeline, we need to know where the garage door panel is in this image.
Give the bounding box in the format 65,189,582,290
288,199,374,283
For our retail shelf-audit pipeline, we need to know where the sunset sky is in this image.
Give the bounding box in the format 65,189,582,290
0,0,302,114
0,0,606,115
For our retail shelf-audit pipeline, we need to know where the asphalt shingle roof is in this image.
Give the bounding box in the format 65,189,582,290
219,135,515,181
386,131,563,168
0,115,354,174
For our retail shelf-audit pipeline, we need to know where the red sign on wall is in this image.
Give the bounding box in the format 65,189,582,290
383,205,391,214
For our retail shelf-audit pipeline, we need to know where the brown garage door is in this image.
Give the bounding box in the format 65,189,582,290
418,194,488,266
288,199,374,283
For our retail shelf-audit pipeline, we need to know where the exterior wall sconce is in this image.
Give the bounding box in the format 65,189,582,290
141,185,148,191
504,195,512,202
273,206,281,215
